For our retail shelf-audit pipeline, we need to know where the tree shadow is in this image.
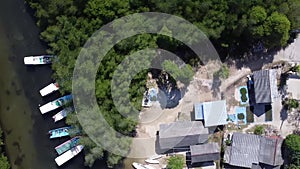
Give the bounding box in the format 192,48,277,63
234,52,275,71
211,74,221,99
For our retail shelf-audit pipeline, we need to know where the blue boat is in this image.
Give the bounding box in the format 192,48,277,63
39,94,73,114
55,137,80,155
49,126,73,139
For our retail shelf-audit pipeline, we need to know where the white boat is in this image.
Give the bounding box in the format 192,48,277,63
52,107,74,122
55,145,84,166
39,82,59,97
132,162,148,169
39,95,72,114
24,55,54,65
144,165,156,169
145,159,159,164
148,155,162,160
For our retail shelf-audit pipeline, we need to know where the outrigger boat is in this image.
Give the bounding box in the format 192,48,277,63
49,126,74,139
148,154,162,160
55,137,80,155
55,145,84,166
144,165,156,169
24,55,54,65
132,162,148,169
39,82,59,97
39,94,72,114
52,106,74,122
145,159,159,164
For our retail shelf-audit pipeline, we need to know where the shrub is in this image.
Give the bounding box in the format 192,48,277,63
287,99,299,109
240,88,247,95
167,156,185,169
237,113,245,120
240,88,248,102
214,64,230,79
254,125,264,135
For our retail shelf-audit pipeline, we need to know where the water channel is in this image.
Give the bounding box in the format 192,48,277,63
0,0,127,168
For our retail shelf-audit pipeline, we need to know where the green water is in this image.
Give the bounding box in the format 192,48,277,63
0,0,138,169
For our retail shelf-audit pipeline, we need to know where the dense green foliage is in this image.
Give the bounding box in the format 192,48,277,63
284,134,300,167
284,99,299,110
167,156,185,169
0,155,10,169
254,125,264,135
0,128,10,169
162,60,194,84
214,64,229,79
240,88,248,102
25,0,300,167
237,113,245,120
287,164,300,169
291,65,300,75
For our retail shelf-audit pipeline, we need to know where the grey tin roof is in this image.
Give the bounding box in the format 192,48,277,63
253,70,272,104
229,133,261,168
158,121,209,150
227,133,284,168
259,137,284,166
190,143,220,163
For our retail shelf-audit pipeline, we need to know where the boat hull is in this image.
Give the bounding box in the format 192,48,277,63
132,162,148,169
145,159,159,164
55,137,80,155
24,55,54,65
55,145,84,166
52,106,74,122
49,126,72,139
39,94,72,114
39,82,59,97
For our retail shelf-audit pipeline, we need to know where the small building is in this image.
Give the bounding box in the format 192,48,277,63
259,137,284,167
194,100,228,127
286,78,300,100
224,133,284,169
252,70,278,104
190,143,220,164
158,121,209,151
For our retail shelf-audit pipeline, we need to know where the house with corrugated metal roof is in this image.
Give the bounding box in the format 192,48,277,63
157,121,209,152
250,69,278,104
194,100,228,127
189,143,220,164
224,133,284,169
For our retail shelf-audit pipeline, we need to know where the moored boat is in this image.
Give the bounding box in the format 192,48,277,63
148,154,162,160
145,159,159,164
49,126,73,139
52,106,74,122
55,145,84,166
132,162,148,169
144,165,156,169
24,55,54,65
39,82,59,97
55,137,80,155
39,94,72,114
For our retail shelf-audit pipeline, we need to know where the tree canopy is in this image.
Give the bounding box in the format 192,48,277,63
0,128,10,169
25,0,300,167
284,134,300,167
